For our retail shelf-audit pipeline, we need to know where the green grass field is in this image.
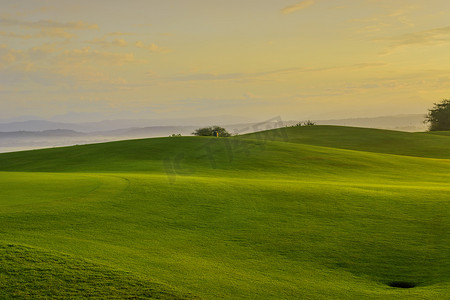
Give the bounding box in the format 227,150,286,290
0,126,449,299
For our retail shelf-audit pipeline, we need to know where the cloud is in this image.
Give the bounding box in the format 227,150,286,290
378,26,450,54
0,28,75,39
27,43,60,60
0,44,24,67
60,47,139,65
135,41,169,53
351,63,387,69
170,72,246,82
243,92,260,99
160,63,386,83
88,37,128,47
281,0,316,15
144,70,159,78
0,18,97,40
0,31,33,39
105,32,134,37
112,38,127,47
160,32,176,37
0,18,98,30
38,28,76,38
166,67,324,82
0,43,140,93
1,43,142,71
349,4,418,36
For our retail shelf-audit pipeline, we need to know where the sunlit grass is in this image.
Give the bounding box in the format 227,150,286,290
0,126,449,298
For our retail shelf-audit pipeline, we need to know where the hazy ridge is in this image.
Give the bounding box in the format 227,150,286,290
0,114,427,153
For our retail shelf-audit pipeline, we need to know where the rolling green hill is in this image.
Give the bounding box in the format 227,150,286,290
0,126,449,299
243,125,450,158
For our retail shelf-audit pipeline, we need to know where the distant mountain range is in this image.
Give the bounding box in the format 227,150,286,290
0,114,428,153
0,115,255,132
0,129,84,138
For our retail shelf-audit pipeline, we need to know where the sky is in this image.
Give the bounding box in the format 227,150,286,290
0,0,449,122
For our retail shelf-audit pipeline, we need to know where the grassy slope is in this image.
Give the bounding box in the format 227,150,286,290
427,131,450,137
0,243,193,299
243,125,450,158
0,126,449,299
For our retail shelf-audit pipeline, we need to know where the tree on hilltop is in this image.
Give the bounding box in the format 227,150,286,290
425,99,450,131
192,126,231,137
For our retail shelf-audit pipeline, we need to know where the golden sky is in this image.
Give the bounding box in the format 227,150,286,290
1,0,449,122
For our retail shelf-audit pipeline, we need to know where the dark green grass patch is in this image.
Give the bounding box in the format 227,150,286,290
0,243,196,299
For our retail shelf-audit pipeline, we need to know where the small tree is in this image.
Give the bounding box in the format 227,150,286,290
425,99,450,131
192,126,231,137
293,120,316,127
302,120,316,126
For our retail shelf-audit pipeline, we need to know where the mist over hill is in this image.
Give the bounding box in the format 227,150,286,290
0,114,427,153
0,115,255,132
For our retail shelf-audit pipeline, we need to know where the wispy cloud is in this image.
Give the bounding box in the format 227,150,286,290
28,43,60,60
349,4,419,37
60,47,140,65
0,46,136,92
0,18,98,30
160,63,386,83
164,67,307,82
0,18,98,40
39,28,76,38
105,32,134,37
281,0,316,15
0,28,76,39
0,31,33,39
349,4,419,38
135,41,169,53
0,44,23,67
0,42,144,92
378,26,450,55
88,37,128,47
